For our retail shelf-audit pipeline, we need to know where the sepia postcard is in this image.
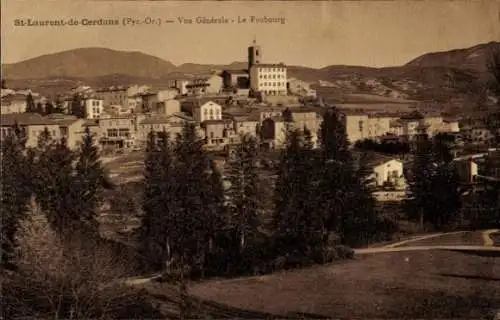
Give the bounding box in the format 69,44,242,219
1,0,500,319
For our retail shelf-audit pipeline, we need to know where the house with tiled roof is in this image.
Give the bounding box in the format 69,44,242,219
136,113,197,147
1,113,60,148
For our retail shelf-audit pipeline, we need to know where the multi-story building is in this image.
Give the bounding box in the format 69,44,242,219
185,74,223,96
47,114,88,149
181,99,223,123
97,115,137,149
202,119,237,148
342,110,460,144
81,97,104,119
247,40,287,96
249,63,287,96
1,113,61,148
136,113,196,146
94,86,128,108
1,94,27,114
221,70,250,90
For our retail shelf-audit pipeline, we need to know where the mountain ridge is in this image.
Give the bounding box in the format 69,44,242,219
2,42,499,109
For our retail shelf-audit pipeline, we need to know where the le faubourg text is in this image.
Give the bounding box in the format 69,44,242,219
13,16,286,27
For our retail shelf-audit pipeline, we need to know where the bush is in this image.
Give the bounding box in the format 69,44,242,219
334,245,355,260
5,210,162,319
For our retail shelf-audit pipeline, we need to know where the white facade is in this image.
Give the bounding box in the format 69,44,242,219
83,98,104,119
196,101,222,123
372,159,405,187
250,64,287,95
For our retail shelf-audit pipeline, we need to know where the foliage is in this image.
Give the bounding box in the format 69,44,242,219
139,130,177,270
405,132,462,230
3,211,162,319
273,128,320,257
25,93,36,113
224,133,262,252
354,138,410,155
0,125,31,270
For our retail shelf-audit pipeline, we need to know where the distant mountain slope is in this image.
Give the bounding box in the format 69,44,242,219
406,41,500,73
2,42,498,109
2,47,177,79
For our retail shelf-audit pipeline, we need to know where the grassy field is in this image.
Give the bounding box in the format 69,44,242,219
394,231,486,247
186,250,500,318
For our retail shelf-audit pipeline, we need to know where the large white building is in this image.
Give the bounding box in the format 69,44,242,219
82,98,104,119
249,64,287,96
247,40,287,96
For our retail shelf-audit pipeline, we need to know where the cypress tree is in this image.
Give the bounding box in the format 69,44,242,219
0,125,30,270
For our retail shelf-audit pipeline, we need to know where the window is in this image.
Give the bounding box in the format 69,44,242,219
209,109,213,115
204,109,208,115
210,132,214,138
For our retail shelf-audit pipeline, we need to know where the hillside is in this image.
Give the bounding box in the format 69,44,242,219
2,47,177,79
406,41,500,73
2,42,499,110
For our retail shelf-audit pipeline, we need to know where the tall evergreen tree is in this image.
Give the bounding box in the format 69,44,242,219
71,94,85,118
225,133,261,251
0,125,30,270
405,132,462,230
140,130,179,269
44,102,55,115
314,107,378,246
35,102,45,115
171,123,213,266
73,126,113,236
32,131,78,240
273,128,319,256
25,93,36,113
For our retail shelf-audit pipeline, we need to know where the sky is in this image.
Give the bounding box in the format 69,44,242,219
1,0,499,68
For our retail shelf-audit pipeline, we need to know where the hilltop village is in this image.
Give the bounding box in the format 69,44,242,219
1,41,499,201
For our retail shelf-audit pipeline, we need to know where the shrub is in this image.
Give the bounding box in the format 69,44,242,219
5,210,162,319
334,245,355,260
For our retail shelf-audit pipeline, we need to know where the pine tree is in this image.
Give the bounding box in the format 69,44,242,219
225,133,261,252
32,130,78,240
315,107,355,245
206,160,228,252
140,130,164,268
273,128,319,256
71,94,85,118
405,132,435,228
405,132,462,230
25,93,36,113
35,102,45,115
0,125,31,270
73,126,113,237
342,151,377,245
44,102,55,115
171,123,213,266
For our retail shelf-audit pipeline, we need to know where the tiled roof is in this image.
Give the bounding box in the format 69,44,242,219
139,113,194,125
202,119,230,125
252,63,287,68
0,113,57,126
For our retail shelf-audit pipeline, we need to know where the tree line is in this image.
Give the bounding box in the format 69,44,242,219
0,106,480,318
